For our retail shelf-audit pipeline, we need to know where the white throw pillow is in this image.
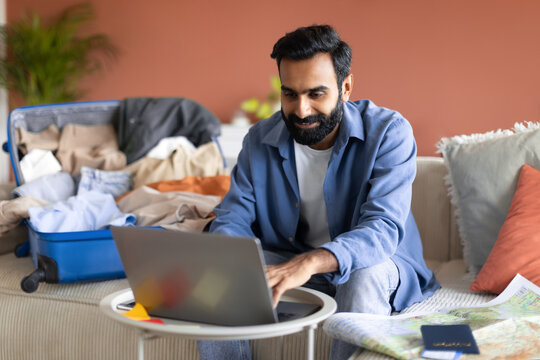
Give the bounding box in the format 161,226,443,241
437,122,540,274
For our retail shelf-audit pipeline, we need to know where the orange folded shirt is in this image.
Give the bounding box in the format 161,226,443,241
117,175,231,202
146,175,231,199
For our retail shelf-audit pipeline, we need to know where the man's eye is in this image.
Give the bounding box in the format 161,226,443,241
309,92,325,99
283,92,297,98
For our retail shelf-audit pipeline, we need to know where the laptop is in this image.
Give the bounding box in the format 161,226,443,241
110,227,320,326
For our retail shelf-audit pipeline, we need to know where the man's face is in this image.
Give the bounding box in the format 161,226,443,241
279,53,349,150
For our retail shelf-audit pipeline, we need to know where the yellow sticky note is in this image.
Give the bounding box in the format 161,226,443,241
121,302,150,321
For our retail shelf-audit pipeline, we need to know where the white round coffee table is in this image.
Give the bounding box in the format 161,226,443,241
100,286,337,360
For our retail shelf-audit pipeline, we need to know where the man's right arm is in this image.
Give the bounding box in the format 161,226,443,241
210,133,257,237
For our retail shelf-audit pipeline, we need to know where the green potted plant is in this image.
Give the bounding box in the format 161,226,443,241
0,2,118,107
238,75,281,123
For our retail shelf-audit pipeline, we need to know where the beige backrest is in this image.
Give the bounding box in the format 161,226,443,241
412,156,462,262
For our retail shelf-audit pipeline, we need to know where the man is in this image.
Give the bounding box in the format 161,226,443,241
198,24,439,359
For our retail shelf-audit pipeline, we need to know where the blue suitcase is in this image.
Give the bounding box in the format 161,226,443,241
5,99,223,292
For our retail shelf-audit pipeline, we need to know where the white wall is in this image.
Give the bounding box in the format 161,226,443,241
0,0,9,183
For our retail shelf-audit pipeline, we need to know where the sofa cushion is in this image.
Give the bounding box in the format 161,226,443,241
0,252,332,360
0,252,130,303
0,252,203,360
436,122,540,274
470,164,540,294
411,157,461,262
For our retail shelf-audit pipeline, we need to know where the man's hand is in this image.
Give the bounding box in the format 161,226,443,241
266,249,338,307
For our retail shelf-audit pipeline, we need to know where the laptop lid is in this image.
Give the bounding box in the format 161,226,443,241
111,226,278,326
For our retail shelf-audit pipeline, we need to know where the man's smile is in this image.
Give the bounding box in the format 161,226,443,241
294,122,319,129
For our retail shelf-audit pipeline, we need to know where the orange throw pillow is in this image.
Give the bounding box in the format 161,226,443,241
470,164,540,294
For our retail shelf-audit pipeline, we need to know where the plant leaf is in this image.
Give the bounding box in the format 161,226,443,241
0,2,118,106
256,102,272,119
270,75,281,93
240,98,259,113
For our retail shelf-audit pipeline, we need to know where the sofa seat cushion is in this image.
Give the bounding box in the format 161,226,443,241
0,252,333,360
0,253,202,360
350,260,496,359
403,260,495,314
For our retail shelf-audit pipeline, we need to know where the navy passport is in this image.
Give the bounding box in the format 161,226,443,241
420,324,479,354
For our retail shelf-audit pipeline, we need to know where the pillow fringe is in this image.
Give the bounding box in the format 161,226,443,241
440,160,480,276
436,129,513,151
513,121,540,132
436,121,540,152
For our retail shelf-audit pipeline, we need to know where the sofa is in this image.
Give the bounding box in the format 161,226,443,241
0,156,496,360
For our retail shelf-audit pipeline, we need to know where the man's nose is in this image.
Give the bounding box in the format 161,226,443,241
294,97,312,119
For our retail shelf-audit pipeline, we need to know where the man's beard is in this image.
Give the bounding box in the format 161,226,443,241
282,99,344,146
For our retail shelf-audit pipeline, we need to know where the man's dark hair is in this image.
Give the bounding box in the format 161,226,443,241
270,25,352,88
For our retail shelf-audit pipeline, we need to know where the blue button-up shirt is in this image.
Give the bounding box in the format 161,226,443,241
211,100,439,311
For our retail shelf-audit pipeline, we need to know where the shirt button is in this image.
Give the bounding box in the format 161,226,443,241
295,202,299,208
288,237,294,242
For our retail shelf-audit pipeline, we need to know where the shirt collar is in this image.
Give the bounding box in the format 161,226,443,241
333,101,365,152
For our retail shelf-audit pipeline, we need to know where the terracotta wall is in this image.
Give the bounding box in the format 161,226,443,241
8,0,540,155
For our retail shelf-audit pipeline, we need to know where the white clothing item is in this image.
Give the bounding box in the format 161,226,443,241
13,172,75,203
146,136,196,160
19,149,62,183
294,141,333,248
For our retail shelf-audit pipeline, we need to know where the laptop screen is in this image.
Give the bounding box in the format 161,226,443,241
111,227,279,326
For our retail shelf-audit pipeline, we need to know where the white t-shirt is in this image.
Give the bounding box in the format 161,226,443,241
294,141,333,248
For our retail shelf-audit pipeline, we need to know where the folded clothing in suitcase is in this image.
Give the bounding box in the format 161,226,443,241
6,99,223,292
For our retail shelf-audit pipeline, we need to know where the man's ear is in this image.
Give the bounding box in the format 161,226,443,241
341,74,354,102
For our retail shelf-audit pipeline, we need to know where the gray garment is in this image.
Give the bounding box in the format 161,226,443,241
12,172,75,203
77,167,132,198
114,97,221,164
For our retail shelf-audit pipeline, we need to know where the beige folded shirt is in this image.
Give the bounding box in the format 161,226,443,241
0,196,50,234
55,123,127,176
124,142,225,188
17,125,60,154
117,186,221,232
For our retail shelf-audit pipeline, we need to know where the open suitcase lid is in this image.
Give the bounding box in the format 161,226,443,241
6,98,225,185
6,100,120,185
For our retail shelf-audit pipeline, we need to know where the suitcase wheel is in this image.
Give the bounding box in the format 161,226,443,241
21,268,46,293
20,255,59,293
14,241,30,258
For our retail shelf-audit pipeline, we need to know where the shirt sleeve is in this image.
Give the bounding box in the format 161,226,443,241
320,117,417,285
209,132,257,237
